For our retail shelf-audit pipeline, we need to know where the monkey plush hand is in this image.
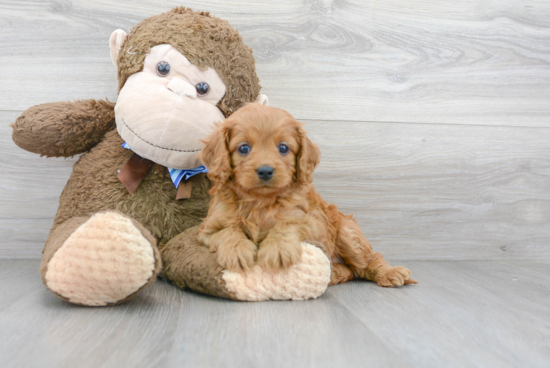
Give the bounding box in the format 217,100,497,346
11,8,330,306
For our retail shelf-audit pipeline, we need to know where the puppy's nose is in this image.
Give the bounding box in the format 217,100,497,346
257,166,274,181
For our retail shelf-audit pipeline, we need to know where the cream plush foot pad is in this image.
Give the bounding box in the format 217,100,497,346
45,212,156,306
221,243,331,301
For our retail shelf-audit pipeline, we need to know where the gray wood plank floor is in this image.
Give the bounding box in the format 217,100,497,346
0,260,549,368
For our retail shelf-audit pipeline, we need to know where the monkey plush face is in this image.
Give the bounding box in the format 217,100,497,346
109,7,266,170
114,44,226,169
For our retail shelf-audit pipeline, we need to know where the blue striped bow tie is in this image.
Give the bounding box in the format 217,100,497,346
122,142,208,188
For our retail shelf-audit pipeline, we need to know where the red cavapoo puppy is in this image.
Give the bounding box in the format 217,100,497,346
198,103,416,287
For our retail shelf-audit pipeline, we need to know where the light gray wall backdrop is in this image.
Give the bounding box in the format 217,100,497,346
1,0,549,260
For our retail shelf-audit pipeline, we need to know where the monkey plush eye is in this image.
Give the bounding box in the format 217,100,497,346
278,143,290,155
238,144,250,156
196,82,210,96
156,61,170,76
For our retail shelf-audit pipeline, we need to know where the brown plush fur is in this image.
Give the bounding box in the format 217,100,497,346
160,226,237,300
198,104,417,287
117,7,261,117
14,108,212,280
52,130,212,245
11,100,116,157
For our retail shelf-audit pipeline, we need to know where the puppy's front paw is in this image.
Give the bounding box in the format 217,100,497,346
376,266,417,287
257,239,303,273
217,238,257,273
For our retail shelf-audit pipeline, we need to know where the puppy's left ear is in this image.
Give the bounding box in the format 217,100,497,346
201,122,232,185
295,124,321,185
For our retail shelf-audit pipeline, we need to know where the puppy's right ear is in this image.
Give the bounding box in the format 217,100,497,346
201,122,232,185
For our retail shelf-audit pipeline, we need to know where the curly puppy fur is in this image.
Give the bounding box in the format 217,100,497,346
197,103,417,287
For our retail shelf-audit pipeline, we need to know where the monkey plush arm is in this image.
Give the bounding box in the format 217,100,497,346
11,99,116,157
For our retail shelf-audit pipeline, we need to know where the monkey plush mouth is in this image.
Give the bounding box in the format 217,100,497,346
115,72,225,170
120,118,202,153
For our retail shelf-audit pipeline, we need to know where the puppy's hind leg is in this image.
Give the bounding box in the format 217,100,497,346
330,263,354,285
335,214,417,287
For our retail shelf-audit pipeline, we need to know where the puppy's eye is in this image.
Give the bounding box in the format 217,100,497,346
238,144,250,155
278,143,290,155
196,82,210,96
156,61,170,77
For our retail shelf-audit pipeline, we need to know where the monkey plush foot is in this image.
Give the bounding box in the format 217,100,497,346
44,211,161,306
162,227,331,301
222,243,331,301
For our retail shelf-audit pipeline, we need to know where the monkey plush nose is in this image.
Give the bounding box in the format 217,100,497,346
257,166,274,181
167,78,197,98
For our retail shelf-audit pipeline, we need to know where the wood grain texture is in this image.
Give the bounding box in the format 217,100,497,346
307,120,550,261
0,0,549,125
3,109,549,260
0,260,548,368
1,1,549,259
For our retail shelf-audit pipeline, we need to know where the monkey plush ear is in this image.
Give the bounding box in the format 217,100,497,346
255,94,269,106
109,29,128,68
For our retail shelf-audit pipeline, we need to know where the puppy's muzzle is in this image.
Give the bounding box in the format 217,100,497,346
257,166,274,181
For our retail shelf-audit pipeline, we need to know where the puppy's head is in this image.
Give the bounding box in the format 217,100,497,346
200,103,320,194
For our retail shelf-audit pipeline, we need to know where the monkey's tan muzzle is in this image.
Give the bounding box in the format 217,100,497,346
115,72,225,169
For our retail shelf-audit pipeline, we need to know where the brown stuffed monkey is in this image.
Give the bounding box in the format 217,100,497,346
11,8,331,306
